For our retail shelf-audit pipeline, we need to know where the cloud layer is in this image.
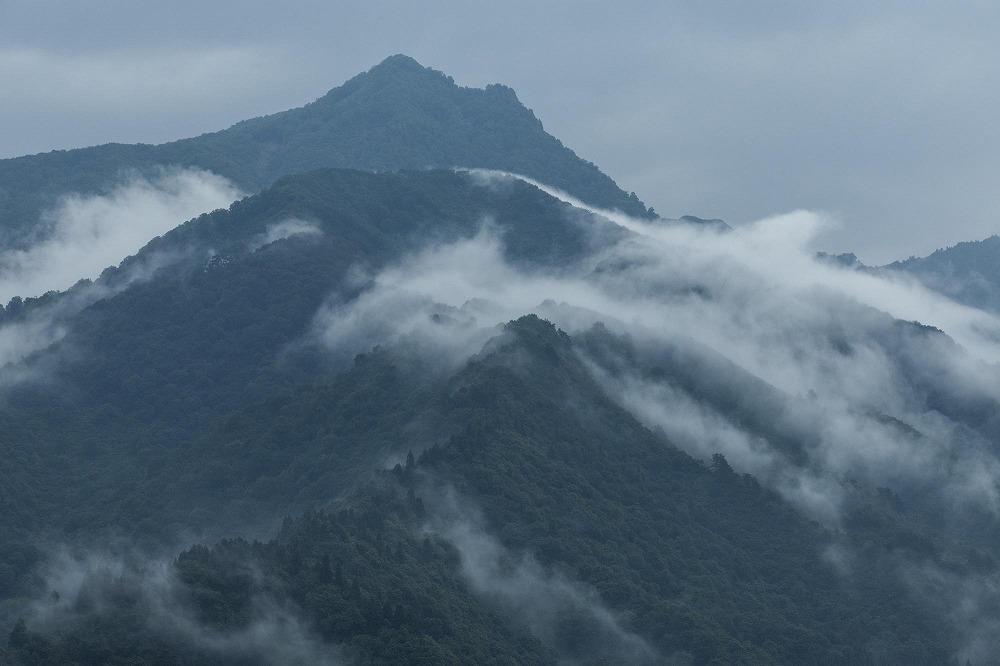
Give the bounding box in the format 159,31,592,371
311,170,1000,657
0,167,241,304
317,172,1000,527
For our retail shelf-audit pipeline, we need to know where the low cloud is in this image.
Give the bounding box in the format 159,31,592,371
315,172,1000,529
251,218,322,251
310,171,1000,659
426,488,661,664
22,546,342,665
0,169,236,379
0,167,241,304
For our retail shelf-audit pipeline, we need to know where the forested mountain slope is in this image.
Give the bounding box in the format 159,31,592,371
0,168,622,573
5,317,957,665
2,166,999,664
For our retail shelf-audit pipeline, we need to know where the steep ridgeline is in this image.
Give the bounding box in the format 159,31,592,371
0,54,652,248
5,318,956,665
885,235,1000,313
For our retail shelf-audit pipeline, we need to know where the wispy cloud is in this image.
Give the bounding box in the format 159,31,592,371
250,218,322,251
0,167,241,304
26,546,343,665
315,172,1000,527
425,488,660,664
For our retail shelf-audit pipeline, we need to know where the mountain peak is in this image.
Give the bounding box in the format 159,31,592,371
351,53,453,89
370,53,429,73
490,315,575,365
0,55,654,248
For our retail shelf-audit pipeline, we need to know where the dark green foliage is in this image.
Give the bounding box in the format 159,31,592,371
0,54,652,248
0,169,983,664
7,317,964,665
0,168,620,594
418,316,953,665
7,492,555,665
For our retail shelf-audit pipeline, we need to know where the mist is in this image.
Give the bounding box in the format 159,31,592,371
21,546,342,665
251,217,322,251
425,488,662,664
0,240,202,380
903,560,1000,664
0,167,241,304
301,171,1000,658
311,171,1000,529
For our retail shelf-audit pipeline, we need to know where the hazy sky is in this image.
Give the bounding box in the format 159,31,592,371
1,0,998,263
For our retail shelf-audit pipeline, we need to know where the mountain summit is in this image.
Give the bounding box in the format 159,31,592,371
0,54,652,248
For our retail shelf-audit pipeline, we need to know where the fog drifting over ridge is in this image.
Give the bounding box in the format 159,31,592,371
304,169,1000,658
314,170,1000,525
5,163,1000,661
0,168,241,304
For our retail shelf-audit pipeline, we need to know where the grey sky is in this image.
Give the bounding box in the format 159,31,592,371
1,0,998,263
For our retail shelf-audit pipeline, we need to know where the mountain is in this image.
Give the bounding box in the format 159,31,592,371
4,56,1000,665
0,54,652,249
1,167,995,664
884,235,1000,313
4,316,955,664
0,168,622,551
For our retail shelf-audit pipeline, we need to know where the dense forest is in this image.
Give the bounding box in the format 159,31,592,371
0,168,995,663
3,316,966,664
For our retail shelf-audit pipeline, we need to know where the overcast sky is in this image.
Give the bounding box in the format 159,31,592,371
1,1,998,263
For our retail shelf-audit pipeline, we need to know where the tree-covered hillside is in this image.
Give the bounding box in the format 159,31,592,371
0,55,652,248
1,168,997,664
0,168,621,579
5,317,960,665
